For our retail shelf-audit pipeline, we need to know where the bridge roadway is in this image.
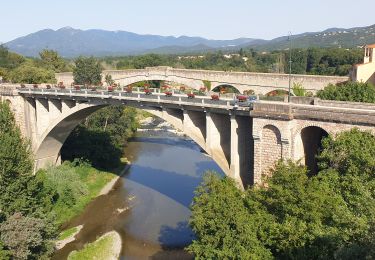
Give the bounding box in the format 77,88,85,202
3,85,375,188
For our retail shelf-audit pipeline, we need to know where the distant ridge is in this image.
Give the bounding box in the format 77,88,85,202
4,27,256,57
4,24,375,57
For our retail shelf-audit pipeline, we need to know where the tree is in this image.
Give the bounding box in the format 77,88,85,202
189,129,375,259
73,56,102,85
7,63,56,84
188,172,272,259
317,82,375,103
0,213,54,259
0,45,25,70
0,101,50,217
38,49,69,72
104,74,114,86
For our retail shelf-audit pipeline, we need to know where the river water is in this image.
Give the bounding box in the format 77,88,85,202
53,122,224,259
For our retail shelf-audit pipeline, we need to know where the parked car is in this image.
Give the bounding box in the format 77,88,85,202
230,95,258,107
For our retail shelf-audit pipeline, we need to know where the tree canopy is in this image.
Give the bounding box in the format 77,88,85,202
73,56,103,85
188,128,375,259
317,81,375,103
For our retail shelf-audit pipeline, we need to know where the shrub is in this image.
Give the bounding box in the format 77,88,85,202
317,82,375,103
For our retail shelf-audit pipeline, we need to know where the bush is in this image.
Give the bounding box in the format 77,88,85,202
317,82,375,103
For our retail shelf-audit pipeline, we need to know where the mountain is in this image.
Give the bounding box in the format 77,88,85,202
242,24,375,51
4,27,257,57
5,24,375,57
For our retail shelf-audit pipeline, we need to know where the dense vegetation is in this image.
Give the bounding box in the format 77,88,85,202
0,46,70,83
0,99,138,258
188,128,375,259
61,106,138,169
103,47,362,76
0,44,363,86
317,81,375,103
0,101,55,259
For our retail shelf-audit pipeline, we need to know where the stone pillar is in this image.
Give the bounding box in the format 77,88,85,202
252,135,262,184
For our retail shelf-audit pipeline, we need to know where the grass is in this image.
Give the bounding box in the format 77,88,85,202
39,161,126,226
58,226,78,240
67,232,120,260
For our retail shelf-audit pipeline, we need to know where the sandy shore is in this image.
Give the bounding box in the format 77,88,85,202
99,163,131,196
55,225,83,250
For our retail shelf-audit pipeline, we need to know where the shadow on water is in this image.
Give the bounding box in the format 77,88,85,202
158,221,195,248
125,165,202,208
152,221,194,260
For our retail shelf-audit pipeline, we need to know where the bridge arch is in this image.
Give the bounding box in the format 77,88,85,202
34,103,225,178
110,74,204,91
211,84,241,94
293,124,329,175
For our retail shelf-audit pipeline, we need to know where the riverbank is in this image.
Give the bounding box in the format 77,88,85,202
54,160,130,243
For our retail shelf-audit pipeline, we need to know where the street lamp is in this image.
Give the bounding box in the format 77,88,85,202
288,31,292,103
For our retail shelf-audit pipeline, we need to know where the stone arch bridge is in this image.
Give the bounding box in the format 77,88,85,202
56,66,348,95
1,85,375,188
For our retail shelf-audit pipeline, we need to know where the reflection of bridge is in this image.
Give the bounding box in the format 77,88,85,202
2,85,375,188
56,66,348,95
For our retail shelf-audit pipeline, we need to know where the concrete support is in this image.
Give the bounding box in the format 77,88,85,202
230,114,240,181
205,111,231,174
35,98,49,138
163,108,183,130
48,99,62,124
183,110,206,149
24,98,37,147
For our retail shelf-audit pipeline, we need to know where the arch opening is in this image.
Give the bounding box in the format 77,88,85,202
300,126,328,175
212,84,240,94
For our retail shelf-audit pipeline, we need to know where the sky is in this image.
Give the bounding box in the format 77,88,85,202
1,0,374,43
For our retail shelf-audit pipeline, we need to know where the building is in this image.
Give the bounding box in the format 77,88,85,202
352,43,375,84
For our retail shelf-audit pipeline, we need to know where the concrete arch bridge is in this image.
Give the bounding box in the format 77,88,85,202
2,85,375,188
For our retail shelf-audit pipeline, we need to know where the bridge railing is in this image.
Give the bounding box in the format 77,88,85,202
17,88,238,110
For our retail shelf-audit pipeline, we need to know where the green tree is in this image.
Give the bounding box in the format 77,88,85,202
0,213,54,260
73,56,102,85
0,102,56,259
317,81,375,103
189,129,375,259
7,63,56,84
188,172,272,260
38,49,69,72
0,45,25,70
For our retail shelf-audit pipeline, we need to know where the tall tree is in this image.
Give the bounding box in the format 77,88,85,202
73,56,103,85
39,49,69,72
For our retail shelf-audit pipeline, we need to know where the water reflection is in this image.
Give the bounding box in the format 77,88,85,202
53,132,223,259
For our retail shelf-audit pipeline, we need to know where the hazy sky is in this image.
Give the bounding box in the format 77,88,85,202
1,0,374,43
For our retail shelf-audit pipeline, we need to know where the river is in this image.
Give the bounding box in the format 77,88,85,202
53,119,224,259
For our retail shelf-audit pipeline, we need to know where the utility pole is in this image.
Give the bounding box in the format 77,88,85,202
288,32,292,103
